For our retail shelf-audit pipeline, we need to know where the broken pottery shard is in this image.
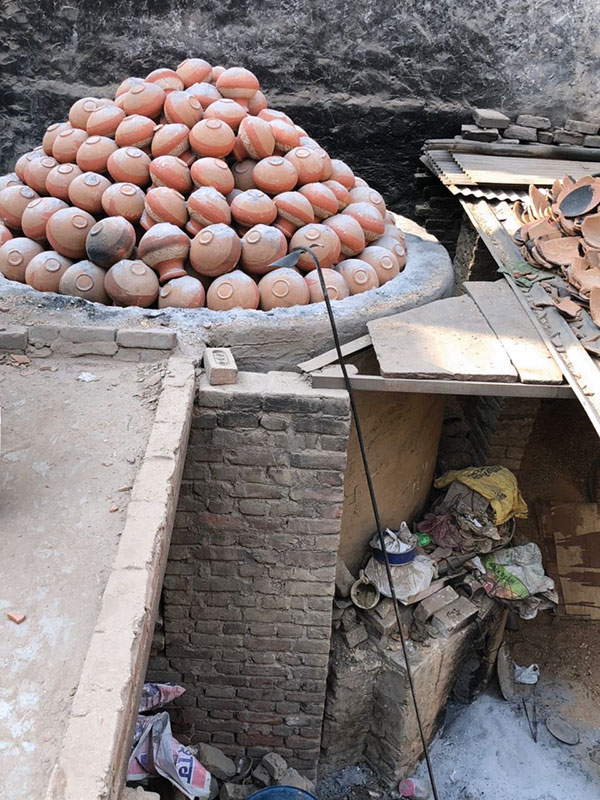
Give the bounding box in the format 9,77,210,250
471,108,511,129
7,611,26,624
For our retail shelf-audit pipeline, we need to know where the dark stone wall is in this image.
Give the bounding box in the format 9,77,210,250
2,0,599,214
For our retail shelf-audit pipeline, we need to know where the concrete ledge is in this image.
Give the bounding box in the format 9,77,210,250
45,357,196,800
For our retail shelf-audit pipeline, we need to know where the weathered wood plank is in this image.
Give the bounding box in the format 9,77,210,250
297,333,371,373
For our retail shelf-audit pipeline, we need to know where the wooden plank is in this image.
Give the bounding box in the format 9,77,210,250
310,372,574,398
297,333,371,373
368,294,519,382
424,138,600,163
464,281,563,384
453,153,600,186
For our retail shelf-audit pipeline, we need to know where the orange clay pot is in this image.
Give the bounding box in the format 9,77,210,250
115,115,156,148
158,274,206,308
42,122,72,155
232,159,258,191
177,58,213,87
141,186,188,229
0,185,39,229
289,223,341,271
151,123,190,158
104,258,160,306
59,259,110,303
21,196,68,241
330,159,355,189
216,67,260,106
305,268,350,303
323,213,366,257
187,186,231,234
238,116,275,160
86,216,136,267
52,128,89,163
107,147,151,186
46,207,96,259
150,155,192,194
273,191,315,227
348,186,386,218
86,104,126,137
284,147,323,184
240,224,287,274
342,202,385,242
46,163,83,201
146,67,184,93
258,267,310,310
253,156,298,195
25,250,72,292
298,182,338,219
76,135,118,172
164,91,204,128
189,119,236,158
23,156,57,194
190,157,234,195
68,172,111,214
101,182,146,222
204,98,247,132
122,82,166,119
230,189,277,226
335,258,379,294
323,179,350,210
206,269,259,310
0,237,44,281
189,223,241,277
138,222,190,283
186,81,221,109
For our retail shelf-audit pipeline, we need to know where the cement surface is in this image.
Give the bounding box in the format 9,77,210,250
0,356,160,800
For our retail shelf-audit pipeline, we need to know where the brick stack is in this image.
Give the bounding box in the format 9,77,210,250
459,108,600,147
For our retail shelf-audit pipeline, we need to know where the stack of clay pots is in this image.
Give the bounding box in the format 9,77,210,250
0,59,407,311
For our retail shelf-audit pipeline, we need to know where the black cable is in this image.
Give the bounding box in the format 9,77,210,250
275,247,441,799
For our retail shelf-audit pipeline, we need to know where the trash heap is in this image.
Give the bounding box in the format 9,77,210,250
0,60,407,312
513,176,600,355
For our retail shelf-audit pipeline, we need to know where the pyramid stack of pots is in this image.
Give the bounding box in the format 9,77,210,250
0,60,407,311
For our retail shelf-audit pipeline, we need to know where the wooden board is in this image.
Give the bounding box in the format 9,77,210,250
464,281,563,384
453,153,600,186
368,294,519,382
297,334,371,373
537,502,600,620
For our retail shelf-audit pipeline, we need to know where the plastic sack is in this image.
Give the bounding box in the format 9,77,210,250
365,554,436,604
139,682,186,712
435,465,527,525
480,542,555,600
514,662,540,685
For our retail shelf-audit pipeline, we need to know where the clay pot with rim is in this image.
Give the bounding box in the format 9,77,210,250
104,258,160,306
323,214,366,257
76,135,118,173
107,147,151,187
21,197,68,241
273,216,298,239
46,163,84,201
187,186,231,235
258,267,310,310
335,258,379,294
248,90,268,116
359,245,400,284
114,77,145,98
138,222,189,283
42,122,72,155
238,116,275,161
0,223,13,246
151,123,190,159
298,182,338,220
177,58,213,87
216,67,260,107
164,91,204,128
274,191,315,228
141,186,188,230
330,159,355,189
314,147,333,180
122,82,166,119
305,268,350,303
240,224,287,274
186,81,221,109
211,66,226,83
15,148,45,181
354,176,368,188
115,115,156,148
206,269,259,310
269,119,300,154
86,216,136,267
101,182,146,222
372,234,407,268
323,179,350,210
0,185,39,229
348,186,386,218
0,173,22,192
189,223,241,277
342,202,385,241
230,189,277,226
146,68,184,94
59,260,110,303
25,250,72,292
258,108,294,126
158,274,205,308
289,223,342,270
204,98,247,132
150,156,192,194
383,221,405,242
68,172,112,214
0,237,44,282
86,104,126,138
284,147,323,185
190,157,234,195
232,160,258,191
46,207,96,259
69,97,104,130
189,119,236,158
253,156,298,195
52,128,89,163
23,156,58,194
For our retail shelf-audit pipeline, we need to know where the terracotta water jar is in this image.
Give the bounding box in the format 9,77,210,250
68,172,111,214
211,66,226,83
86,216,136,267
230,189,277,226
86,104,126,138
76,135,118,173
0,185,39,229
0,223,13,246
248,90,268,116
0,173,22,192
298,182,338,220
69,97,103,130
0,237,44,282
330,159,356,189
42,122,72,155
189,119,236,158
289,223,342,270
52,128,89,163
232,160,258,191
372,234,407,268
342,202,385,241
150,156,192,194
138,223,189,283
146,68,184,93
238,116,275,160
186,81,221,109
164,91,204,128
21,197,68,241
335,258,379,294
59,260,110,303
177,58,213,87
122,83,166,119
273,191,315,227
206,269,259,310
253,157,298,195
258,108,294,126
46,207,96,259
358,245,400,284
151,123,190,158
25,250,72,292
101,182,146,222
104,258,160,306
204,99,247,132
216,67,260,106
348,186,386,218
270,119,300,154
323,214,366,257
284,147,323,185
273,216,298,239
141,186,188,229
114,77,145,98
323,179,350,210
107,147,151,186
45,163,83,201
258,267,310,310
240,224,287,274
190,158,234,195
115,115,156,148
15,148,45,181
23,156,57,194
158,275,206,308
315,148,333,180
187,186,231,234
189,223,241,277
305,268,350,303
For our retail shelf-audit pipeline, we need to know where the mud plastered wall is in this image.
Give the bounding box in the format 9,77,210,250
2,1,599,213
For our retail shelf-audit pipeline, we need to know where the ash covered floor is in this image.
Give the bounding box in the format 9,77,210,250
0,355,161,799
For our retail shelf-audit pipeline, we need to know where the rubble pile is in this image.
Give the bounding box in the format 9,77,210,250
459,108,600,148
0,60,407,312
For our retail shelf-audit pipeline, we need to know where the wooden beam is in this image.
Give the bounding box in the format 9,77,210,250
423,138,600,163
297,333,371,373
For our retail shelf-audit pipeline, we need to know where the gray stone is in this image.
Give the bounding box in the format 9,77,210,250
278,768,315,793
516,114,551,129
335,556,355,598
28,324,60,345
498,137,520,144
537,130,554,144
553,128,584,145
252,763,273,787
116,328,177,349
59,325,115,343
342,623,369,648
220,785,256,800
194,743,236,781
565,118,599,135
583,134,600,148
261,752,288,781
472,108,511,129
414,585,459,624
461,124,498,142
71,341,119,356
430,596,478,636
0,327,27,350
503,124,537,142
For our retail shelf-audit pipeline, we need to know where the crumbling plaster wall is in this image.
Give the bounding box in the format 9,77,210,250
2,1,600,212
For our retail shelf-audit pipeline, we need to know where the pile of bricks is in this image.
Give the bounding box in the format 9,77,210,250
460,108,600,147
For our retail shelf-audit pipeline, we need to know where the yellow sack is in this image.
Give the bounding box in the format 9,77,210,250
434,465,527,525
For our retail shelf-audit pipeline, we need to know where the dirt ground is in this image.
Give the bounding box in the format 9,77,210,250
0,354,162,800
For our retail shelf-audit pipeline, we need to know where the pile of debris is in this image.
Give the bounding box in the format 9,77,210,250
459,108,600,148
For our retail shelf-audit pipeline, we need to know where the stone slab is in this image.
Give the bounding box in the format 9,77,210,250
553,128,584,145
368,294,519,382
431,596,479,636
116,328,177,349
0,326,27,350
538,131,554,144
503,123,538,142
461,124,498,142
565,118,599,135
584,135,600,148
472,108,511,129
516,114,551,129
414,585,459,624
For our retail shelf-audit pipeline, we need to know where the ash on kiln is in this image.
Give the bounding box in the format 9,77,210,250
0,60,407,312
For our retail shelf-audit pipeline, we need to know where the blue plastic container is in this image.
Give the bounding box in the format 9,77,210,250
371,544,416,565
248,787,317,800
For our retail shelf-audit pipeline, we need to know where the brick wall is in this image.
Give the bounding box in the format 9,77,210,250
147,372,350,780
